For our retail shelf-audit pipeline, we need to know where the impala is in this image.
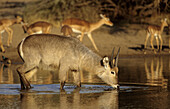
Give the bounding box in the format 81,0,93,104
21,21,52,35
17,34,120,90
0,16,23,53
61,25,73,37
144,18,168,52
62,14,113,52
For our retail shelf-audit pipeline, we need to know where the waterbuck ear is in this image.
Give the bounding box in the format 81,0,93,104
112,59,115,65
100,56,110,69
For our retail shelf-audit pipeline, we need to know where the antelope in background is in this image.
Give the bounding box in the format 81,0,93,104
144,18,168,53
0,16,23,53
21,21,52,35
17,34,120,90
61,25,73,37
62,14,113,52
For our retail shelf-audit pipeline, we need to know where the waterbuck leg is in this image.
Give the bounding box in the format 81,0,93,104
59,64,68,90
19,77,25,89
17,70,31,89
17,65,37,90
72,70,81,88
60,81,65,90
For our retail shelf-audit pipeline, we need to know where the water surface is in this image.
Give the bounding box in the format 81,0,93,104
0,56,170,109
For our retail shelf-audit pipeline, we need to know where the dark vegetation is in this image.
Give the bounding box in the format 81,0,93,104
23,0,170,25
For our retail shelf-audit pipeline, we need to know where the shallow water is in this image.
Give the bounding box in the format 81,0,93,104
0,56,170,109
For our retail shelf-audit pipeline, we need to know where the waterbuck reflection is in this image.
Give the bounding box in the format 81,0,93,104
20,89,118,109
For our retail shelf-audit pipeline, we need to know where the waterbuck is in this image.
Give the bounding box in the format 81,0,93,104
17,34,120,90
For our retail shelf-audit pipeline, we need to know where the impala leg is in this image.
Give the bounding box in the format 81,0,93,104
144,32,150,49
159,35,163,51
72,70,81,88
0,34,5,53
150,35,155,51
79,32,84,42
87,33,99,52
155,37,159,51
5,28,11,47
8,27,13,45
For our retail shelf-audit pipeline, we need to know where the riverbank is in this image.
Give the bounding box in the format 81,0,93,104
0,23,169,63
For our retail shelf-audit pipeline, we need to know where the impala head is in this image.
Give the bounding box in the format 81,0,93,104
61,25,73,37
100,14,113,26
98,48,120,89
161,18,168,27
20,20,28,33
16,16,24,24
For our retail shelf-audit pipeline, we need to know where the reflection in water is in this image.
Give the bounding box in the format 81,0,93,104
20,89,118,109
0,56,170,108
144,57,168,88
0,64,13,84
0,56,170,88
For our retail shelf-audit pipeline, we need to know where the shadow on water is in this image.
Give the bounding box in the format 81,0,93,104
128,44,170,52
0,56,170,108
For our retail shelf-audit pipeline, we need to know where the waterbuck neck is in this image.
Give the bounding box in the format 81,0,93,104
89,19,105,32
80,50,103,74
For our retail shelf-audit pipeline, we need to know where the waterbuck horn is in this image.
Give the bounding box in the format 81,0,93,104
110,47,115,68
115,47,120,67
111,47,120,68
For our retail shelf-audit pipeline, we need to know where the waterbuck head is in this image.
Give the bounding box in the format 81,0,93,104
100,14,113,26
98,48,120,89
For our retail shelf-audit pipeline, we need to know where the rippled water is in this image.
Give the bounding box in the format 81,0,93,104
0,56,170,109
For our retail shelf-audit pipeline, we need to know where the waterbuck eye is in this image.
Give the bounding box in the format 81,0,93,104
111,71,115,74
